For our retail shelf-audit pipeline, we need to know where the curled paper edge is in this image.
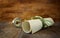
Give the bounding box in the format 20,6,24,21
43,18,54,27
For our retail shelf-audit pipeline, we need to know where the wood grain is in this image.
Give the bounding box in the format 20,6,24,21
0,0,60,38
0,0,60,22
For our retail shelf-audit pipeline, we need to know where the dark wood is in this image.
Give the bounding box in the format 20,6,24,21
19,22,60,38
0,0,60,22
0,0,60,38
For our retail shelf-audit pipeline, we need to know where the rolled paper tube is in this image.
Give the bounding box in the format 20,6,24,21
43,18,54,28
31,16,54,28
31,16,44,23
12,17,22,28
31,16,43,20
31,16,44,27
22,19,43,34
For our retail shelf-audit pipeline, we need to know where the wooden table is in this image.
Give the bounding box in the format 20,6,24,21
0,22,60,38
19,22,60,38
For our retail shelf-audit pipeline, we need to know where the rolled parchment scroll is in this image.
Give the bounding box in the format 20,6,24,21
22,19,43,34
12,16,54,34
43,18,54,27
12,17,22,28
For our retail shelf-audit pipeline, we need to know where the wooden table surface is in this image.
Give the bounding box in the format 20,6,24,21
0,22,60,38
0,22,21,38
19,22,60,38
